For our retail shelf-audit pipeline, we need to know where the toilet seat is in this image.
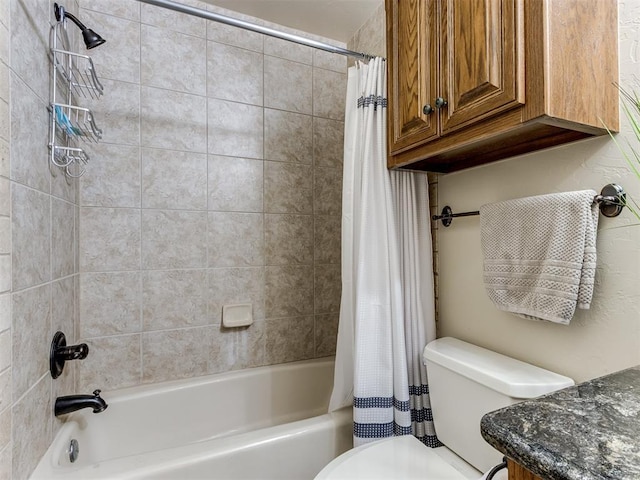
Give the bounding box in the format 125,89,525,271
315,436,483,480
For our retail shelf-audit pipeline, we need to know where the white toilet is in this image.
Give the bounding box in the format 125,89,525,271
316,337,574,480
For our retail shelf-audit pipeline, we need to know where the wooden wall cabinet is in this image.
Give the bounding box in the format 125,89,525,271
386,0,619,173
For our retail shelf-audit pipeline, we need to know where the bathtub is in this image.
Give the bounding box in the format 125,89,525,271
31,358,353,480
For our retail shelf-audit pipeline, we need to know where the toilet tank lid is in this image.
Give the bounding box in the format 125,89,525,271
423,337,574,399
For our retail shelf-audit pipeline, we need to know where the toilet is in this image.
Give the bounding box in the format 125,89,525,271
316,337,574,479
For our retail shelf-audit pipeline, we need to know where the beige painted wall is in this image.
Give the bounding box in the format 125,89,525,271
438,1,640,384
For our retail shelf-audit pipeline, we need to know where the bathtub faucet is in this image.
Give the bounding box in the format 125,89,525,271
55,389,108,416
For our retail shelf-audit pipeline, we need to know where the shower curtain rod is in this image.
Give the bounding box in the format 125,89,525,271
136,0,377,61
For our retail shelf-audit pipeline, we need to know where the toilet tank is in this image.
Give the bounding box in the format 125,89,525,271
423,337,574,474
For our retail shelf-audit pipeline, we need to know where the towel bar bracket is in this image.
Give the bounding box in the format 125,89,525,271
596,183,626,218
432,183,626,227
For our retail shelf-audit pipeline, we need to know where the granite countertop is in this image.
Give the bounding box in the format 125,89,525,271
480,366,640,480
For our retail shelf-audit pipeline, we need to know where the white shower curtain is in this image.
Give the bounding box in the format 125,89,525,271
329,57,440,448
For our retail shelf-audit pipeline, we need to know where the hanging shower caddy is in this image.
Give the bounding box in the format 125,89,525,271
48,4,104,178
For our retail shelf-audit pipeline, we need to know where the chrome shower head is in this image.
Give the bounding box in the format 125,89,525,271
54,3,106,49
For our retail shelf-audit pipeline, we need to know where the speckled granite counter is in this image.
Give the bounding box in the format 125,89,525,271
481,366,640,480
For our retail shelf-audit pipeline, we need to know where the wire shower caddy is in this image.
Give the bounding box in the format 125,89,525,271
48,10,103,178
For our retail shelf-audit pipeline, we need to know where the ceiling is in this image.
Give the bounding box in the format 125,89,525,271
202,0,382,43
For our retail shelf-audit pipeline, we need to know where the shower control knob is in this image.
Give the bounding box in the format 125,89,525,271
435,97,448,109
423,104,434,115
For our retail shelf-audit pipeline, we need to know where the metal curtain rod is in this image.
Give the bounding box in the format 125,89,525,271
136,0,376,61
432,184,627,227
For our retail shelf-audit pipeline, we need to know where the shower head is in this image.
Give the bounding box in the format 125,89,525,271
54,3,106,49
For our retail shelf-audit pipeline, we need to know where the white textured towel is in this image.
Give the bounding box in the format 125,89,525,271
480,190,599,325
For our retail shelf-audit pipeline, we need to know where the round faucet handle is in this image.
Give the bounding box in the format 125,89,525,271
93,389,102,397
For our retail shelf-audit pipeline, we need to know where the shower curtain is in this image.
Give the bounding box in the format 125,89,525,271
329,57,440,448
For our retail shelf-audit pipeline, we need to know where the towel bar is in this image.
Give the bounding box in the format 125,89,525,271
432,183,626,227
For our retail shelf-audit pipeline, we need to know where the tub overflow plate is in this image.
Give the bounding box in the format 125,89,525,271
68,439,79,463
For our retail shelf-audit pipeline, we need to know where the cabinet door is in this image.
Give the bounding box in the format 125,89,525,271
386,0,438,153
439,0,524,134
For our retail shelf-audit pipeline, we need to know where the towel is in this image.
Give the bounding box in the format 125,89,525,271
480,190,599,325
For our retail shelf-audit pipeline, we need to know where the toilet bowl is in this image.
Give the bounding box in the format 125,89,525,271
315,337,574,480
315,436,502,480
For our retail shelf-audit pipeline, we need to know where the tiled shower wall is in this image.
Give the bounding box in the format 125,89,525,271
75,0,346,392
2,0,82,478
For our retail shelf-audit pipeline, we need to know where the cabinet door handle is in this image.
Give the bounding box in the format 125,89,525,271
435,97,448,109
423,104,434,115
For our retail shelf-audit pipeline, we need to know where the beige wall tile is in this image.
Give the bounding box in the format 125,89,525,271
265,265,313,318
51,199,76,279
0,19,8,64
0,370,11,412
80,0,141,21
206,17,263,52
0,177,7,214
0,62,9,105
264,109,313,164
80,9,141,83
142,326,213,383
314,167,342,216
80,207,140,272
84,79,140,146
313,68,347,121
81,143,141,208
208,267,265,323
77,334,141,391
314,264,341,314
0,138,8,178
0,330,9,372
207,42,263,105
11,285,50,399
265,214,313,265
141,0,206,36
141,86,207,153
264,56,312,114
314,215,340,264
51,277,75,341
264,161,313,214
0,218,8,253
207,98,263,158
313,117,344,168
265,316,314,364
265,37,313,65
10,0,49,102
141,25,206,95
50,162,77,205
142,210,207,269
315,313,339,357
142,149,207,210
80,272,141,337
0,99,6,144
0,407,9,456
12,376,50,480
0,444,10,480
0,293,8,331
12,184,50,290
143,269,208,331
10,74,49,193
216,322,265,371
313,50,348,73
346,3,386,60
207,212,264,267
208,155,263,212
0,256,8,294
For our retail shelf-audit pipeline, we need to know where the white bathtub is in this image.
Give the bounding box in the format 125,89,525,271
32,358,353,480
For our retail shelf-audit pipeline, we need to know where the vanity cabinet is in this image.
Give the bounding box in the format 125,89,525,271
385,0,619,173
508,460,543,480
